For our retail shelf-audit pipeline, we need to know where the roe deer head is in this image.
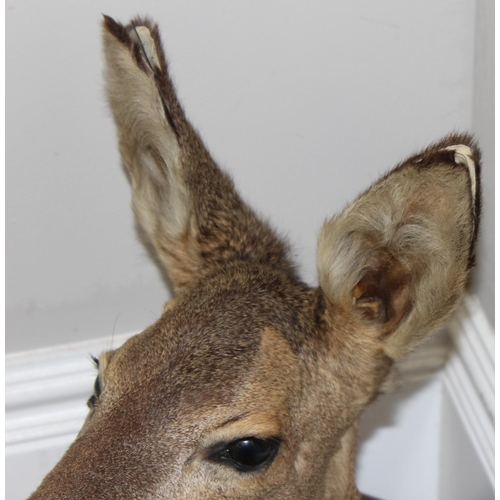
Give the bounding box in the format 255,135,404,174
29,15,481,500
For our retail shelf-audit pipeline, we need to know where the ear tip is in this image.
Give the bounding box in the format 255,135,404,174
102,14,121,32
437,131,478,149
437,132,482,207
416,133,482,270
402,132,482,207
102,15,129,46
441,144,478,196
421,132,481,172
102,15,161,44
439,132,481,169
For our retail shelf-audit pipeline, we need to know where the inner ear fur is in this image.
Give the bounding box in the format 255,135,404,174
317,133,480,360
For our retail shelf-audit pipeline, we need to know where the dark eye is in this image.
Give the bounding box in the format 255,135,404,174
93,376,102,397
209,437,280,472
87,376,102,409
87,356,102,409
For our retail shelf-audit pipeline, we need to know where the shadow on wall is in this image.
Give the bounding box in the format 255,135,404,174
356,374,442,500
358,376,435,446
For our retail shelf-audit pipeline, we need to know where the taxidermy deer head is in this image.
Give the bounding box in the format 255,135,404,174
29,15,481,500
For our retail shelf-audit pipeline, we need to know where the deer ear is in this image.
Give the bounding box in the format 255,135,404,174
102,17,296,292
317,134,480,360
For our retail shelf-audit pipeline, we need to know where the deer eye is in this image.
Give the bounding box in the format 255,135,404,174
87,356,102,409
87,376,102,409
209,437,280,472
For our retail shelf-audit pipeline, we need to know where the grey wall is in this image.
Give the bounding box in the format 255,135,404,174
470,0,495,327
7,1,486,353
439,390,494,499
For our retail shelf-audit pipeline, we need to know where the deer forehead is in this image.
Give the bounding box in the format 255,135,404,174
98,283,309,430
87,327,302,476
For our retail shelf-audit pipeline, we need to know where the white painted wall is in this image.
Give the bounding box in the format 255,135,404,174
7,0,479,353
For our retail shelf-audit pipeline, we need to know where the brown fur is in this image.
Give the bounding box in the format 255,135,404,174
29,16,481,500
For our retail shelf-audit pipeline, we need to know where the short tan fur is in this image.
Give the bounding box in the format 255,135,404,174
29,16,481,500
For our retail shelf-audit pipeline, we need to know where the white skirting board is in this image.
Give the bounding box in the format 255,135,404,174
6,295,494,499
443,294,494,485
6,332,134,454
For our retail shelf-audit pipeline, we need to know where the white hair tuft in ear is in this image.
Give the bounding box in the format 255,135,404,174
441,145,476,205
